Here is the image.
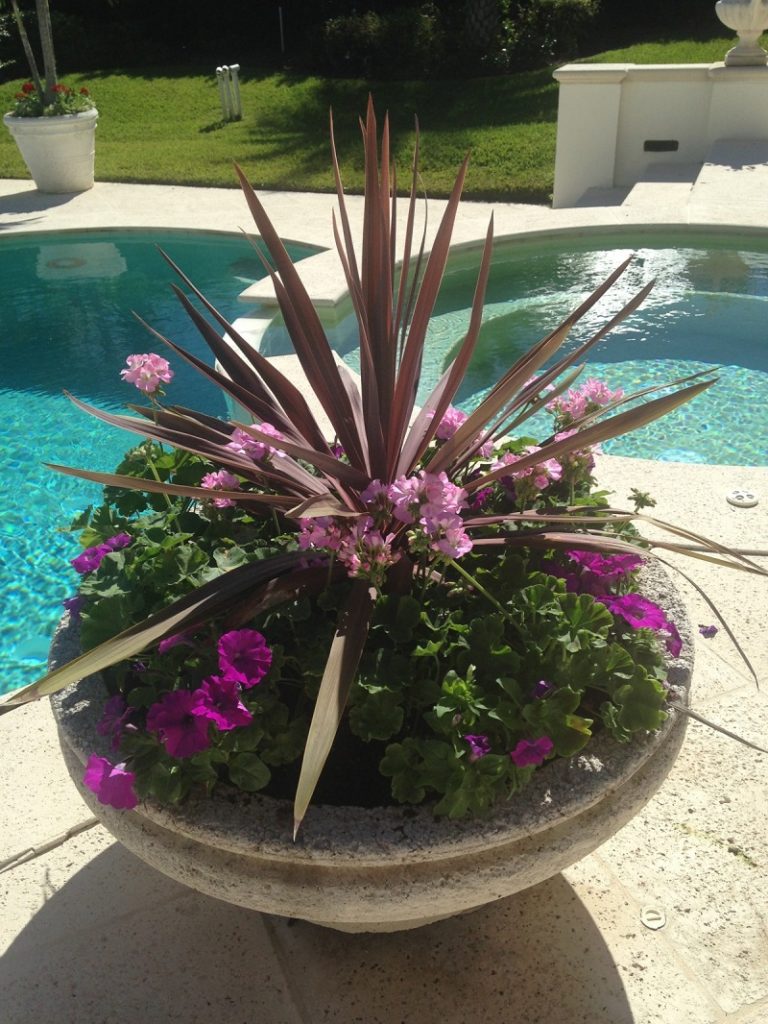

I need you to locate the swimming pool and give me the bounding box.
[1,229,318,697]
[334,230,768,466]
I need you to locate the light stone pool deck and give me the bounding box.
[0,174,767,1024]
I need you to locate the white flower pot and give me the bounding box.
[3,108,98,193]
[50,565,693,933]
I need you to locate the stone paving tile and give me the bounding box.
[729,998,768,1024]
[0,700,95,863]
[0,827,302,1024]
[656,555,768,705]
[267,866,724,1024]
[593,686,768,1015]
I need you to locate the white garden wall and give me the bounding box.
[552,63,768,207]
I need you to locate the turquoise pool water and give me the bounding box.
[1,230,317,698]
[336,231,768,466]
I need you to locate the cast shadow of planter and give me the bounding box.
[266,875,638,1024]
[1,840,634,1024]
[0,187,84,221]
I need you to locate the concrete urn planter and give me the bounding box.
[51,565,693,933]
[3,108,98,193]
[715,0,768,65]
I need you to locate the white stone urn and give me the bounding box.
[3,108,98,192]
[50,565,692,933]
[715,0,768,66]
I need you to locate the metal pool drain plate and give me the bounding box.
[726,489,759,508]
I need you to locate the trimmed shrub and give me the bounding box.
[319,4,446,78]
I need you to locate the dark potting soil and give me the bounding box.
[267,721,395,809]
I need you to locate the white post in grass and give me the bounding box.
[216,66,232,120]
[229,64,243,120]
[216,65,242,121]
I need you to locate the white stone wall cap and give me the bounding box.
[707,61,768,78]
[553,64,630,83]
[554,63,720,85]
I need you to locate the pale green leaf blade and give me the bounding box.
[293,581,375,837]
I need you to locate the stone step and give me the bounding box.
[688,138,768,220]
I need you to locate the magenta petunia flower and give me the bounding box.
[96,694,134,751]
[192,676,253,732]
[599,593,669,631]
[217,629,272,688]
[71,533,132,575]
[664,620,683,658]
[83,754,139,809]
[146,690,212,758]
[532,679,554,699]
[464,734,491,763]
[699,624,718,639]
[158,630,195,655]
[567,550,644,591]
[71,543,110,574]
[105,533,133,552]
[120,352,174,394]
[599,593,683,658]
[63,594,86,622]
[509,736,554,767]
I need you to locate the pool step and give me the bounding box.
[688,138,768,220]
[620,162,699,210]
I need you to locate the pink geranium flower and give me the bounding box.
[120,353,174,394]
[83,754,139,809]
[200,469,240,508]
[336,517,400,586]
[298,516,346,552]
[217,629,272,688]
[226,422,285,462]
[546,377,623,427]
[435,406,468,441]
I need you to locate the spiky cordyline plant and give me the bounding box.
[2,99,765,833]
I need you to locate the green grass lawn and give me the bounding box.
[0,35,745,203]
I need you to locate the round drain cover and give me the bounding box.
[726,489,758,508]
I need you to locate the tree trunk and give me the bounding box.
[34,0,57,104]
[9,0,43,97]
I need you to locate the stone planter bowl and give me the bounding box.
[52,564,693,933]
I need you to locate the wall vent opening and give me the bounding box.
[644,140,679,153]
